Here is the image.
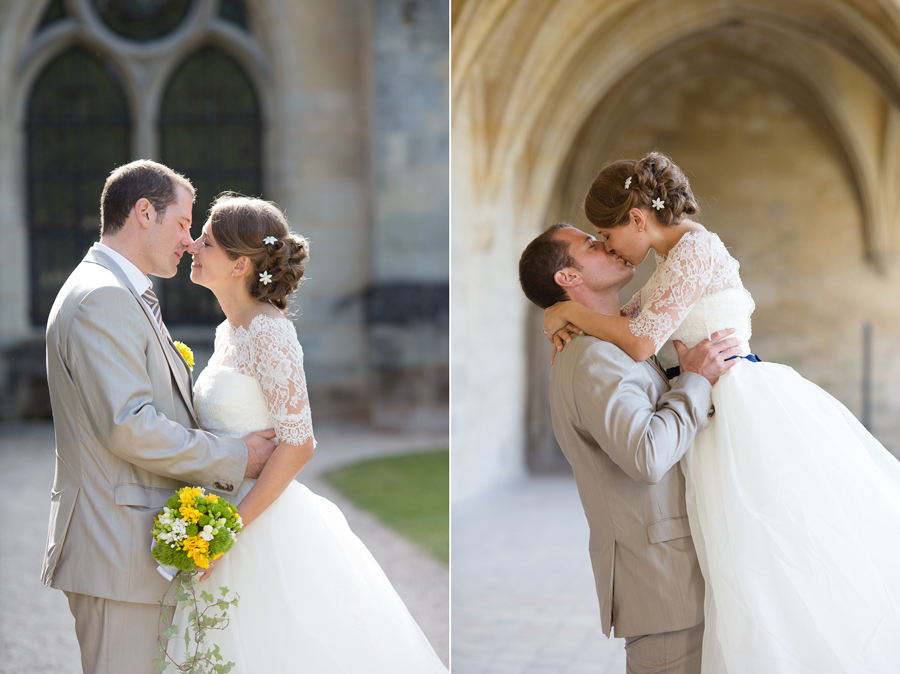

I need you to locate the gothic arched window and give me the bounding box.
[27,46,130,325]
[157,46,263,323]
[91,0,193,42]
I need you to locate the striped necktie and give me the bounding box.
[141,287,165,333]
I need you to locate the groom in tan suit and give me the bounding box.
[43,160,277,673]
[519,223,739,674]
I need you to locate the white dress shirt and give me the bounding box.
[94,243,154,309]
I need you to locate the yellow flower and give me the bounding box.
[179,486,202,505]
[183,535,211,568]
[180,504,202,523]
[173,340,194,371]
[206,493,218,504]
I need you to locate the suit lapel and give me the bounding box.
[647,355,670,386]
[84,248,199,426]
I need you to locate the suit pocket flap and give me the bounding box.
[114,483,173,509]
[647,516,692,544]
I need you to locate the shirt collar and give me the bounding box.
[94,243,152,296]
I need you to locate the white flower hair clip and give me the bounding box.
[624,177,632,189]
[259,271,273,285]
[652,197,665,210]
[263,236,277,245]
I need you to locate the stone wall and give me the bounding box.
[0,0,449,429]
[452,0,900,501]
[368,0,449,431]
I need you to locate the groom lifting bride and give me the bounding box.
[519,222,739,673]
[521,152,900,673]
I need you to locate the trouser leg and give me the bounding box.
[65,591,173,674]
[623,622,703,674]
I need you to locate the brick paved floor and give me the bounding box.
[452,475,627,674]
[0,422,448,673]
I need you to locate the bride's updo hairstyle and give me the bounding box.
[208,193,309,310]
[583,152,699,229]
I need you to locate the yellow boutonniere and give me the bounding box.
[173,340,194,371]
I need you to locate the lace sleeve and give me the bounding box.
[629,232,715,352]
[621,291,642,319]
[246,317,316,447]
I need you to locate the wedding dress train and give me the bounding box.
[628,232,900,673]
[170,315,447,673]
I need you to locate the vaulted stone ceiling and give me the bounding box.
[453,0,900,264]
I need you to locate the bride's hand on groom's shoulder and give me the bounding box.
[544,302,584,365]
[548,325,582,365]
[675,329,740,386]
[543,301,574,338]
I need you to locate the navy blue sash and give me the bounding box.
[665,353,761,379]
[726,353,762,363]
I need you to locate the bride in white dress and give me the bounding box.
[543,153,900,673]
[170,194,447,673]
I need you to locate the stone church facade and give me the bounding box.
[0,0,448,430]
[452,0,900,500]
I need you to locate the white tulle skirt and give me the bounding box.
[169,481,447,673]
[681,359,900,674]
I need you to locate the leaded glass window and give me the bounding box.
[37,0,68,31]
[27,47,130,325]
[219,0,250,30]
[91,0,192,42]
[158,46,262,323]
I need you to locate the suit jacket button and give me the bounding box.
[707,405,715,419]
[225,484,234,492]
[214,481,224,490]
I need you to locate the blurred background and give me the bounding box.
[451,1,900,671]
[0,0,449,671]
[452,0,900,501]
[0,0,448,433]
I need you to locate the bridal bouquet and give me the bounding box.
[151,486,242,573]
[151,486,242,674]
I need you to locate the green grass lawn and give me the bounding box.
[323,450,449,565]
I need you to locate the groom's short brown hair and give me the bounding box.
[100,160,195,236]
[519,223,581,309]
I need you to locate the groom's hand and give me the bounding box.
[675,329,740,386]
[243,429,278,478]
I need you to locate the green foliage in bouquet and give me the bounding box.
[150,486,243,673]
[151,487,243,572]
[153,573,240,674]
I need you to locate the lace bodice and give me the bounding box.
[623,230,755,354]
[193,314,315,448]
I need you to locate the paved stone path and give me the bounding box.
[0,422,448,673]
[452,475,626,674]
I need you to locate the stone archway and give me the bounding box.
[452,0,900,498]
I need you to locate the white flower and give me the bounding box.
[263,236,277,245]
[171,519,187,540]
[259,271,273,285]
[652,197,665,210]
[624,177,632,189]
[199,525,215,542]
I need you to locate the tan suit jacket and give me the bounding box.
[549,335,712,638]
[42,245,248,604]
